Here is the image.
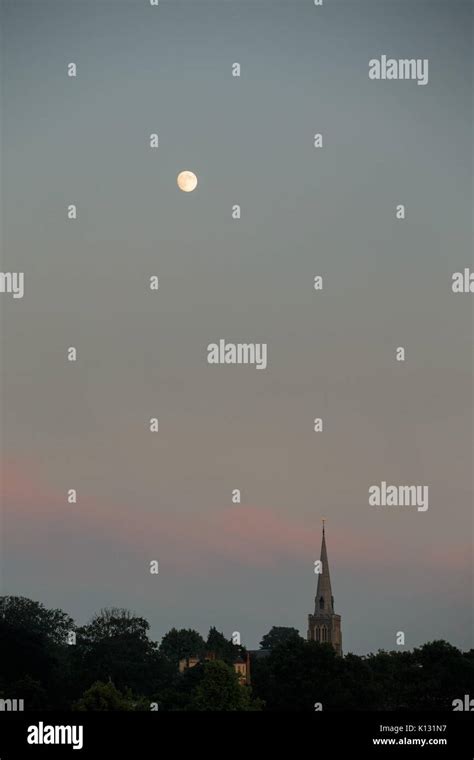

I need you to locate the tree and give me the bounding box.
[159,628,206,666]
[336,653,379,710]
[3,597,473,712]
[73,681,137,711]
[259,626,303,650]
[188,661,262,711]
[206,627,242,664]
[410,641,474,710]
[8,676,47,710]
[72,608,171,699]
[0,596,74,645]
[78,608,152,647]
[0,596,74,709]
[365,649,420,710]
[252,638,342,711]
[359,641,474,710]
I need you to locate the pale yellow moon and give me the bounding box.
[177,170,198,192]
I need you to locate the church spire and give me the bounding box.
[307,521,342,655]
[315,520,334,614]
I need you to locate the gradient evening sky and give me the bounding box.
[1,0,472,654]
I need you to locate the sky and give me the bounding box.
[0,0,473,654]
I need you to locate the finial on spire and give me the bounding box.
[322,518,325,536]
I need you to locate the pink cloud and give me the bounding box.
[2,459,470,578]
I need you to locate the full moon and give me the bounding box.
[177,170,198,193]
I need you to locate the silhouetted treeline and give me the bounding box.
[1,597,473,711]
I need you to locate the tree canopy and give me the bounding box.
[1,596,473,711]
[259,626,303,650]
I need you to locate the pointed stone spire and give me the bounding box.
[315,519,334,614]
[307,521,342,654]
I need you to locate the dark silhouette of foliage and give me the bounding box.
[1,597,473,711]
[259,626,303,650]
[159,627,206,665]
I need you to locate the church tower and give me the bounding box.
[307,521,342,655]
